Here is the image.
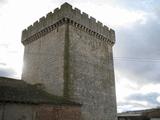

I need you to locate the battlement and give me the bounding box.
[21,2,115,45]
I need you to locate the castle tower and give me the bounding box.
[21,3,117,120]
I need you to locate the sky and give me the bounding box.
[0,0,160,113]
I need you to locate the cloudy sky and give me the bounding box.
[0,0,160,112]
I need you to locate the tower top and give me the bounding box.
[21,2,115,45]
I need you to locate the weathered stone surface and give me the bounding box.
[22,25,66,96]
[22,2,117,120]
[67,25,117,120]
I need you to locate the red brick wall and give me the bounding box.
[35,105,81,120]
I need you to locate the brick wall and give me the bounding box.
[35,105,81,120]
[0,103,81,120]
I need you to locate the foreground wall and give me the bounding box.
[67,25,117,120]
[0,103,81,120]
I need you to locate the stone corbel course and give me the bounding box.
[21,2,115,45]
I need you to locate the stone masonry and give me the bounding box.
[21,2,117,120]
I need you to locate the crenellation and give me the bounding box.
[32,21,39,36]
[27,25,32,30]
[73,8,81,23]
[97,21,103,34]
[21,29,27,42]
[27,25,33,39]
[89,16,96,31]
[104,25,109,30]
[22,2,115,45]
[46,12,53,18]
[38,16,46,31]
[82,12,89,27]
[109,29,115,43]
[89,16,96,22]
[74,8,81,14]
[53,8,59,13]
[39,16,46,22]
[53,8,60,22]
[60,3,73,20]
[99,22,103,35]
[103,25,109,38]
[46,12,54,26]
[60,2,72,10]
[33,21,39,27]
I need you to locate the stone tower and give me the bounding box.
[21,3,117,120]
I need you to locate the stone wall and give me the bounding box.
[21,2,117,120]
[22,25,66,96]
[67,25,117,120]
[0,103,81,120]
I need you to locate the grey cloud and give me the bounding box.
[0,0,6,2]
[117,92,160,112]
[0,66,16,78]
[0,63,7,66]
[118,93,160,112]
[111,0,160,12]
[118,101,149,111]
[0,0,6,4]
[0,0,6,9]
[114,11,160,84]
[127,92,160,106]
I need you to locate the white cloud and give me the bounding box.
[157,96,160,103]
[73,3,147,28]
[116,68,160,112]
[0,43,23,78]
[115,70,139,102]
[140,84,160,94]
